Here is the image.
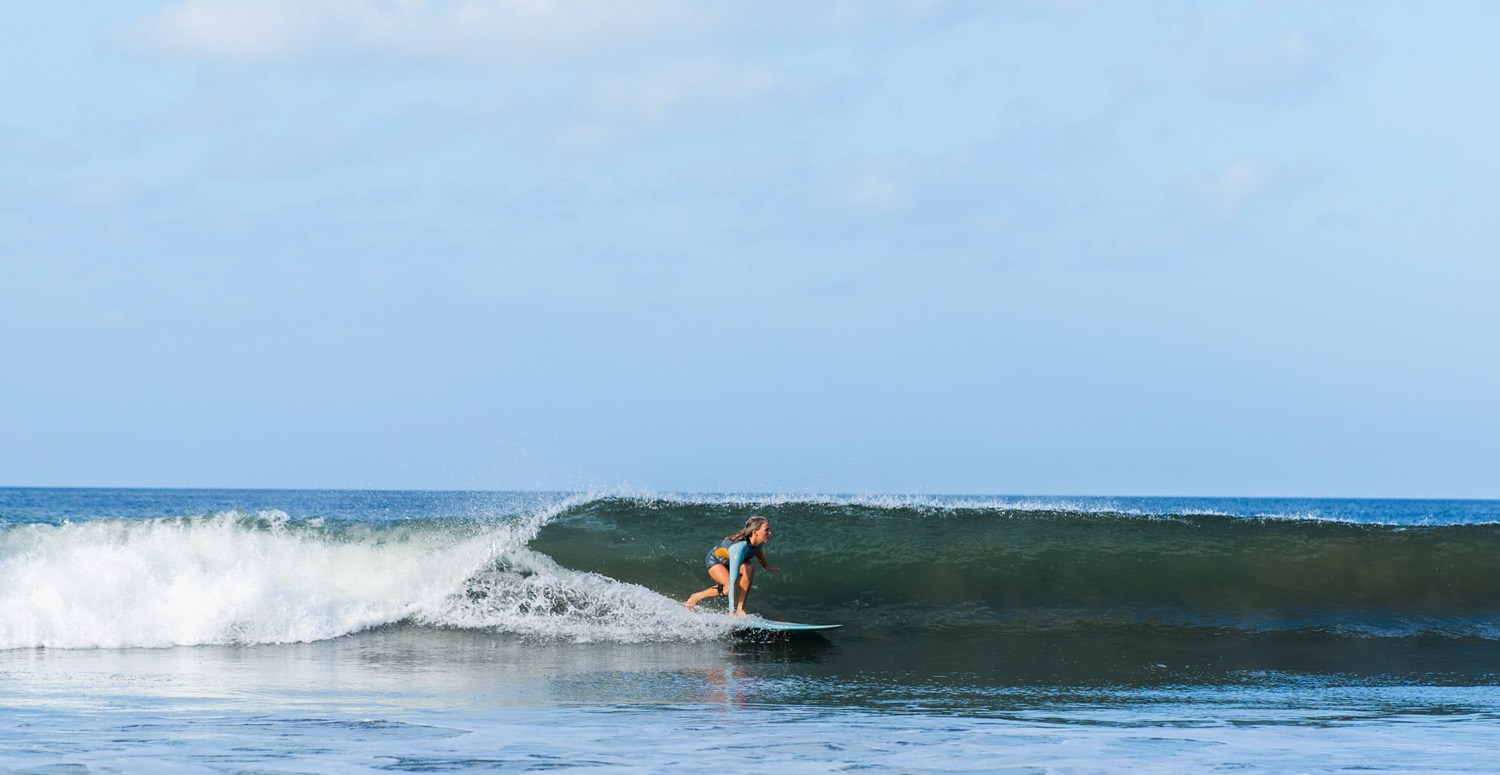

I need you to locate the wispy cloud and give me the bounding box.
[1201,24,1376,103]
[591,60,806,123]
[60,178,141,209]
[549,59,814,150]
[118,0,947,155]
[0,127,83,170]
[1208,32,1320,101]
[215,132,369,178]
[1186,158,1279,220]
[833,166,913,216]
[118,0,954,68]
[119,0,688,65]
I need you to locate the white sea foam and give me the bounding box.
[426,548,730,643]
[0,513,485,649]
[0,507,725,650]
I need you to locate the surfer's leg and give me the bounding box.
[685,585,721,609]
[686,564,732,610]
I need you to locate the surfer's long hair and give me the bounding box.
[726,516,769,542]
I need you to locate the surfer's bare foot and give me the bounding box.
[684,601,696,611]
[731,609,747,617]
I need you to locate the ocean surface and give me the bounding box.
[4,488,1500,773]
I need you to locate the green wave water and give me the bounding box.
[533,497,1500,640]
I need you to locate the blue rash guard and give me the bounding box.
[704,538,765,571]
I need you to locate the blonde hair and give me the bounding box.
[726,515,769,542]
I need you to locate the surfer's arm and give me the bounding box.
[754,549,781,572]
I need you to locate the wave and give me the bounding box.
[530,496,1500,640]
[6,494,1500,649]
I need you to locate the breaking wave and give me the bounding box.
[6,492,1500,649]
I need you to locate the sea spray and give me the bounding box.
[0,505,729,650]
[426,547,729,642]
[0,511,506,649]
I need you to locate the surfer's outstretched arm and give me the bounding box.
[734,561,755,614]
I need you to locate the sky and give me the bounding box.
[2,1,1497,497]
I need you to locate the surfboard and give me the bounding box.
[724,540,840,632]
[733,619,841,632]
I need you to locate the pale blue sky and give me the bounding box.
[3,1,1497,496]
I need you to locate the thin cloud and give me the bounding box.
[1186,158,1279,219]
[1203,26,1376,102]
[836,169,913,216]
[549,60,815,150]
[0,128,83,169]
[117,0,956,68]
[1209,32,1317,100]
[214,131,369,178]
[61,178,140,209]
[118,0,715,66]
[592,61,806,123]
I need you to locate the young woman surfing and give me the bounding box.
[685,516,781,615]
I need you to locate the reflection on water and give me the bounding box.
[8,626,1500,715]
[7,628,1500,774]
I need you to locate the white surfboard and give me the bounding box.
[725,540,840,632]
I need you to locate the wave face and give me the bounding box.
[531,497,1500,640]
[5,490,1500,649]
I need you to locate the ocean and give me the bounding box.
[3,488,1500,773]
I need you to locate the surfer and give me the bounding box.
[685,516,781,614]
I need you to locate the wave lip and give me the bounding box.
[549,489,1500,526]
